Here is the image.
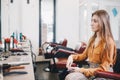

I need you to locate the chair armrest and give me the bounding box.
[74,60,89,68]
[57,49,75,55]
[43,42,59,47]
[50,43,60,47]
[94,70,120,80]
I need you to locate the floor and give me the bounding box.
[35,62,59,80]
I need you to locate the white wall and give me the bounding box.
[21,0,39,54]
[56,0,80,48]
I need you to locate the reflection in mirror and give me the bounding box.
[39,0,56,46]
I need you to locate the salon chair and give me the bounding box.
[40,38,68,58]
[49,42,87,72]
[94,49,120,80]
[41,39,68,72]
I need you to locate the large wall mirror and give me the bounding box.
[0,0,56,50]
[39,0,56,46]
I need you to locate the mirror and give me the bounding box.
[39,0,56,46]
[0,0,56,45]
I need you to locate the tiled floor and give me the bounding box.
[35,62,59,80]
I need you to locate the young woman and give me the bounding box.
[65,10,116,80]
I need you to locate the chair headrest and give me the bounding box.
[75,42,86,53]
[59,39,68,47]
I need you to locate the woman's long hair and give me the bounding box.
[88,10,116,64]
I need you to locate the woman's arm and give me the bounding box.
[66,48,88,69]
[72,48,88,61]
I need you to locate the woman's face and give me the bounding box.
[91,15,100,32]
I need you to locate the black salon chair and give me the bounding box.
[40,39,68,72]
[49,42,87,72]
[41,38,68,59]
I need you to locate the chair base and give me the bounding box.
[43,66,59,73]
[43,67,51,72]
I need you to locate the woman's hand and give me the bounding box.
[66,55,73,68]
[67,67,80,72]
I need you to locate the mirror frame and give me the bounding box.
[0,0,1,41]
